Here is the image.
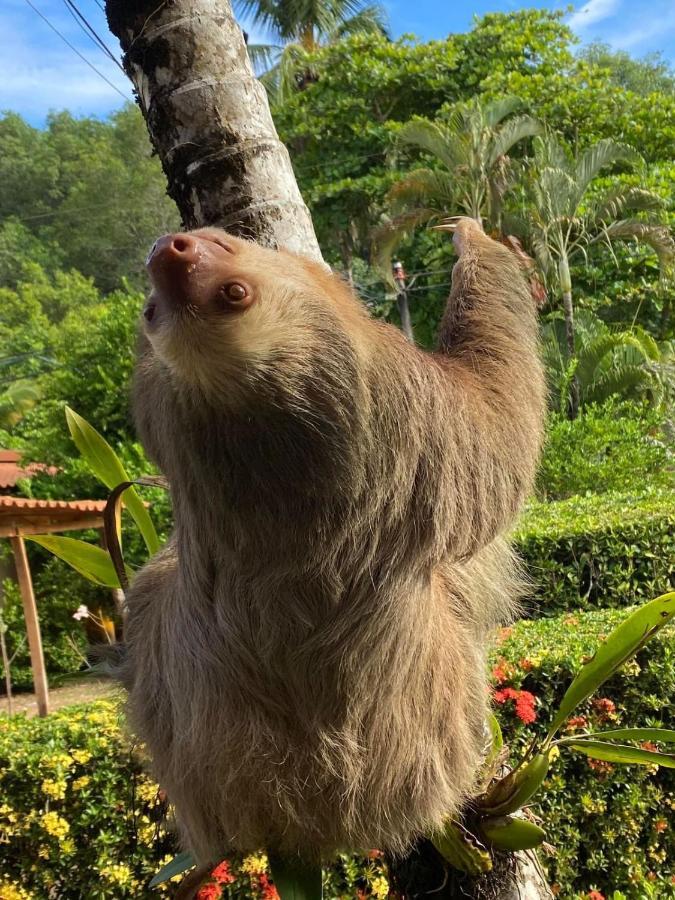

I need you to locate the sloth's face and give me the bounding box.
[143,228,334,390]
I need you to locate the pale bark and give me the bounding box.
[105,3,551,896]
[105,0,322,261]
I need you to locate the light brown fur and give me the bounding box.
[122,222,545,863]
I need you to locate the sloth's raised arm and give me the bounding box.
[379,219,546,560]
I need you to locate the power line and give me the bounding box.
[61,0,126,74]
[22,0,128,101]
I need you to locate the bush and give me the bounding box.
[536,400,674,502]
[492,608,675,899]
[0,700,388,899]
[2,604,673,899]
[515,488,675,615]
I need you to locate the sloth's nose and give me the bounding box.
[146,233,201,271]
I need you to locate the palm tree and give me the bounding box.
[238,0,388,100]
[541,309,670,412]
[374,95,543,270]
[525,133,674,418]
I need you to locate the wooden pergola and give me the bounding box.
[0,495,107,716]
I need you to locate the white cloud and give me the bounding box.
[608,10,675,51]
[568,0,621,31]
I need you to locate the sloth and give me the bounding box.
[121,217,545,864]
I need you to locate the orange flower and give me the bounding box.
[212,861,235,885]
[565,715,588,732]
[197,884,223,900]
[587,891,604,900]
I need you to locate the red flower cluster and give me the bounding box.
[565,715,588,732]
[591,698,616,722]
[212,861,235,885]
[493,687,537,723]
[587,890,605,900]
[197,885,222,900]
[257,872,280,900]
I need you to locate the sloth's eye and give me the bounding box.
[224,283,248,301]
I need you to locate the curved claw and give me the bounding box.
[431,216,484,253]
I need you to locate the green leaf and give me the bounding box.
[267,853,323,900]
[66,406,160,555]
[149,850,195,887]
[546,592,675,742]
[26,535,130,588]
[566,740,675,768]
[479,816,546,851]
[480,751,552,817]
[431,821,492,876]
[485,712,503,769]
[559,727,675,745]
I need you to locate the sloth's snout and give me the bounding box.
[146,234,201,274]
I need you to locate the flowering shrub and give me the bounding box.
[494,608,675,899]
[1,603,672,899]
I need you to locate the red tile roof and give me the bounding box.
[0,495,107,537]
[0,450,58,489]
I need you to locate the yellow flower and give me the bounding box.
[0,880,32,900]
[41,811,70,839]
[136,780,160,803]
[71,776,90,791]
[100,863,133,887]
[370,875,389,899]
[41,779,67,801]
[70,749,92,765]
[241,853,269,875]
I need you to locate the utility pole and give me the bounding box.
[393,260,414,342]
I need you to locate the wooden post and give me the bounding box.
[9,535,49,716]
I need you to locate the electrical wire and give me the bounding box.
[21,0,128,101]
[61,0,126,74]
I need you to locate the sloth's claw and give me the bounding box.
[431,216,483,254]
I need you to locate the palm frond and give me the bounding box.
[489,114,543,167]
[592,186,665,223]
[386,167,457,214]
[480,95,522,129]
[334,4,389,38]
[599,220,675,271]
[574,139,642,197]
[396,119,463,172]
[583,363,657,406]
[576,331,654,387]
[246,42,282,73]
[371,208,440,283]
[532,132,571,171]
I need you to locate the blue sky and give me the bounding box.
[2,0,675,126]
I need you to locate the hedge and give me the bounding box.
[1,607,673,899]
[515,489,675,615]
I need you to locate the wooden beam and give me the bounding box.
[0,516,105,538]
[9,535,49,716]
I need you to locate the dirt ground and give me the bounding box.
[0,676,117,717]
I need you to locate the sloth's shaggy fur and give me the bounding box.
[121,222,545,863]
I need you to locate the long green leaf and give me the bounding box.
[545,592,675,742]
[267,853,323,900]
[559,728,675,745]
[65,406,160,555]
[566,740,675,768]
[149,851,195,887]
[27,535,129,588]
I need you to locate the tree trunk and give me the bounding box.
[558,257,579,420]
[104,2,551,896]
[105,0,322,262]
